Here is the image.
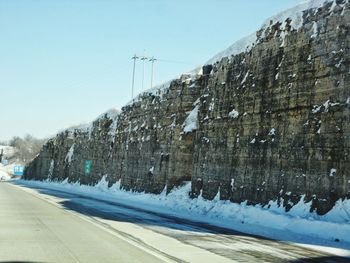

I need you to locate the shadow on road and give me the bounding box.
[32,184,253,235]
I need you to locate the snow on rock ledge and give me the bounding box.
[183,105,200,133]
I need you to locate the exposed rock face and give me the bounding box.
[25,0,350,215]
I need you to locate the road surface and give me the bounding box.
[0,181,349,263]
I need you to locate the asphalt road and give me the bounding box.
[1,181,350,263]
[0,182,166,263]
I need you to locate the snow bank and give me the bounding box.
[206,33,257,65]
[2,163,19,176]
[17,177,350,250]
[0,170,11,181]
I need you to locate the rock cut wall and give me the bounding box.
[26,0,350,214]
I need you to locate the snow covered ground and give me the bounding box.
[0,145,19,177]
[0,160,11,180]
[15,177,350,255]
[0,145,16,158]
[0,169,11,181]
[0,163,21,177]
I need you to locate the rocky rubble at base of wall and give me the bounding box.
[25,0,350,215]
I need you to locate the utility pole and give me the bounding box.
[140,51,148,91]
[149,56,157,89]
[131,54,138,99]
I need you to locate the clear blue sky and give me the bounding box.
[0,0,302,141]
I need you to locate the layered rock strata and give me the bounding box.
[26,0,350,214]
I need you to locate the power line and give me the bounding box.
[156,58,193,65]
[130,52,197,98]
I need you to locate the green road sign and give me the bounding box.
[85,160,91,175]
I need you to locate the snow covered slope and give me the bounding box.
[0,145,16,158]
[133,0,342,101]
[59,107,121,137]
[205,0,341,65]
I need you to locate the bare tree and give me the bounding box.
[8,134,47,164]
[0,140,9,146]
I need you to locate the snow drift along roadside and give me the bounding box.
[16,177,350,251]
[0,170,11,181]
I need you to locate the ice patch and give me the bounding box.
[149,166,154,174]
[240,71,250,85]
[228,109,239,119]
[329,168,336,177]
[65,144,75,163]
[312,99,340,114]
[48,160,54,179]
[183,105,200,133]
[268,128,276,136]
[311,21,318,38]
